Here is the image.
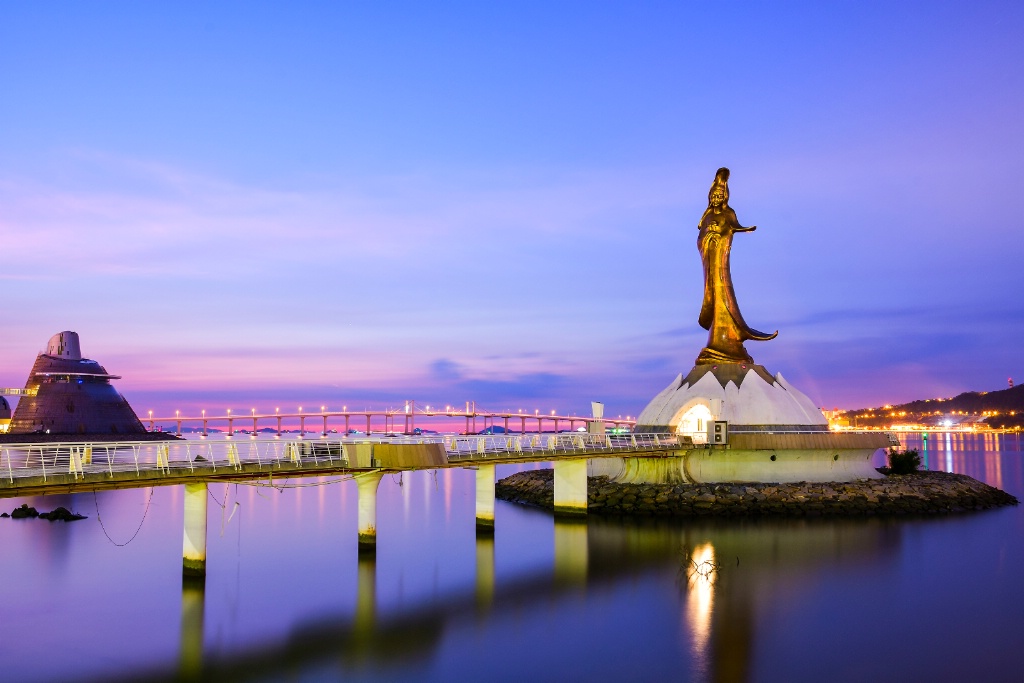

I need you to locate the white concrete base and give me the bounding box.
[589,449,884,484]
[554,459,588,516]
[683,448,883,483]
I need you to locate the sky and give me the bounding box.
[1,1,1022,421]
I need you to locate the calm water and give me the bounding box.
[0,433,1021,682]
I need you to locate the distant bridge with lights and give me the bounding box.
[146,403,637,437]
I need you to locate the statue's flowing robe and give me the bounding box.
[697,206,775,362]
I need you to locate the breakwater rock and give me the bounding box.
[495,469,1018,517]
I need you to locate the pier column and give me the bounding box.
[475,464,496,534]
[553,517,588,586]
[553,459,588,516]
[356,471,385,554]
[182,482,208,576]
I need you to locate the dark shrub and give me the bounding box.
[888,448,922,475]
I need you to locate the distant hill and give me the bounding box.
[846,383,1024,429]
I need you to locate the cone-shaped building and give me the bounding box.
[9,331,146,435]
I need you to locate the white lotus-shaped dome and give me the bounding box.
[636,364,827,431]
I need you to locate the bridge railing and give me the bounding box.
[444,432,676,459]
[0,433,681,484]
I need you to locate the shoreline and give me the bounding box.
[496,469,1019,517]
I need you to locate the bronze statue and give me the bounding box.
[695,168,777,365]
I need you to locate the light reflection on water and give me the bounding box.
[0,437,1020,682]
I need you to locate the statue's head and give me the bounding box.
[708,167,730,208]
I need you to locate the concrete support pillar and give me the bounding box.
[553,518,588,586]
[182,482,208,577]
[178,577,205,680]
[475,464,496,534]
[356,471,385,554]
[553,458,588,516]
[475,534,495,610]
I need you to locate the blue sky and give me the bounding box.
[1,1,1022,419]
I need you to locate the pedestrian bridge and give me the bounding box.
[0,432,681,577]
[0,432,678,494]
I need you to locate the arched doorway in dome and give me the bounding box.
[675,403,712,444]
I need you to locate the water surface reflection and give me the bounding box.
[0,438,1020,682]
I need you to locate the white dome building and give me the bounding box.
[635,364,827,437]
[591,363,893,484]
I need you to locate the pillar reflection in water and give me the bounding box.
[354,555,377,639]
[475,534,495,611]
[553,518,588,587]
[178,576,205,681]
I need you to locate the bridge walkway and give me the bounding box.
[0,432,681,498]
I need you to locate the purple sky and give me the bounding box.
[1,2,1022,420]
